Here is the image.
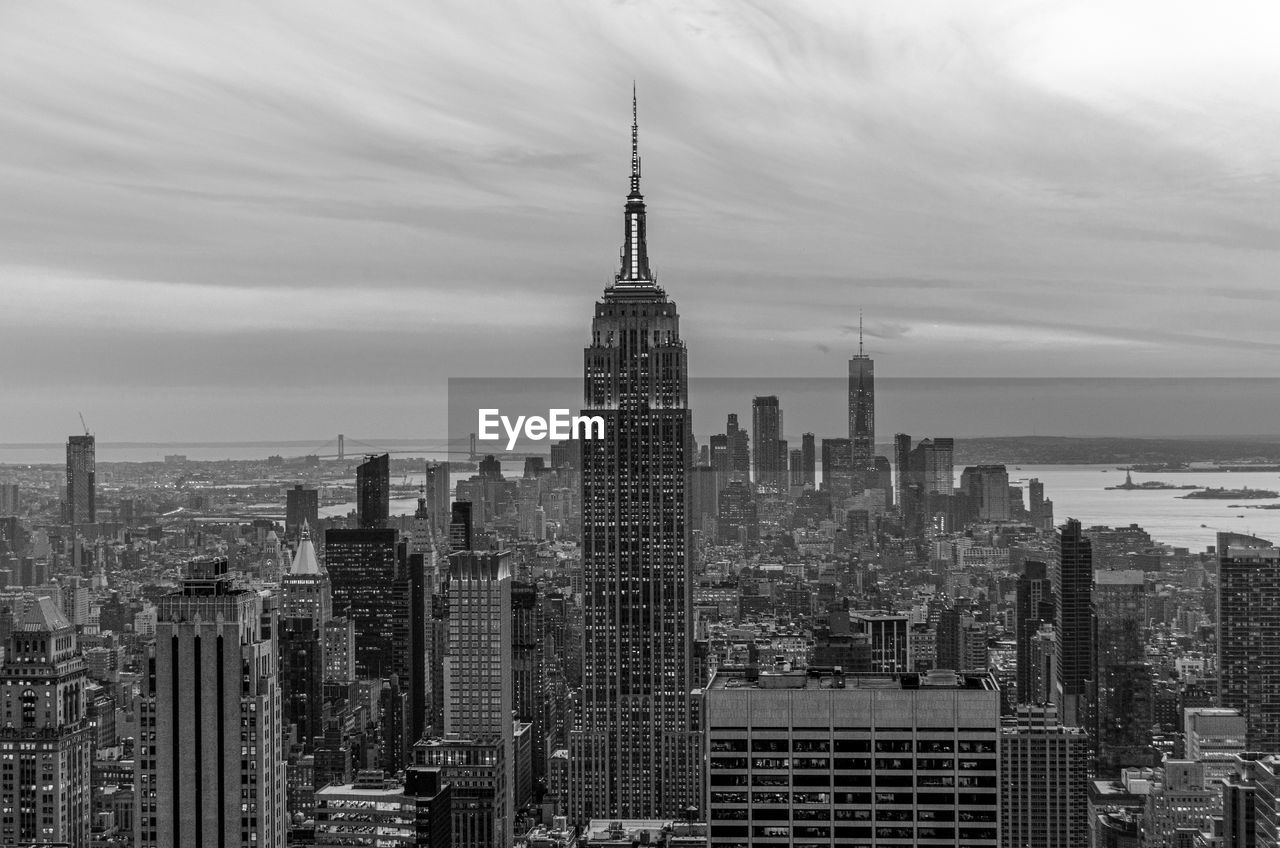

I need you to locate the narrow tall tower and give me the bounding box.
[570,91,697,822]
[1054,518,1095,732]
[1218,533,1280,750]
[848,312,875,477]
[418,550,513,848]
[66,433,96,525]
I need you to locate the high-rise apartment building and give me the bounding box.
[418,550,513,848]
[1054,518,1095,730]
[788,448,804,487]
[893,433,911,508]
[135,556,286,848]
[705,667,1001,847]
[1217,532,1280,751]
[512,581,546,781]
[751,395,784,494]
[0,481,19,514]
[821,437,854,502]
[0,598,92,847]
[357,453,390,529]
[1000,703,1089,848]
[424,461,451,535]
[66,433,96,525]
[1016,561,1055,705]
[324,527,419,771]
[448,501,473,553]
[570,97,697,823]
[717,481,757,545]
[1094,569,1152,774]
[800,432,816,487]
[848,326,874,476]
[726,414,751,484]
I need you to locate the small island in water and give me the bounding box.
[1106,471,1202,491]
[1179,486,1280,500]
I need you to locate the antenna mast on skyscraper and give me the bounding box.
[858,310,864,356]
[631,81,641,192]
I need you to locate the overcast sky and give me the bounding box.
[4,0,1280,443]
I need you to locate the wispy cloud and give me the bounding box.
[2,0,1279,439]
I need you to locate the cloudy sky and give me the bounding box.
[3,0,1280,443]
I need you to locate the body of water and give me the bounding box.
[1014,464,1280,551]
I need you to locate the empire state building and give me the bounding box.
[569,94,698,822]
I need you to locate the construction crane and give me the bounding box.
[78,412,90,436]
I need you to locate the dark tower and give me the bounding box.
[1016,561,1055,705]
[66,434,96,525]
[1217,532,1280,750]
[751,395,784,494]
[801,432,816,487]
[356,453,390,530]
[571,90,696,822]
[1055,518,1095,731]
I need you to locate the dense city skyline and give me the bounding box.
[5,7,1280,846]
[5,2,1280,441]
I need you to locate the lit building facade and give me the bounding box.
[571,95,698,822]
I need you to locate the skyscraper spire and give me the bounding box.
[631,82,641,195]
[859,309,864,356]
[617,84,652,285]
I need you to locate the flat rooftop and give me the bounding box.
[709,667,998,691]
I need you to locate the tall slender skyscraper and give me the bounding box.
[726,413,750,483]
[1217,532,1280,751]
[1054,518,1095,730]
[848,314,874,473]
[751,395,784,494]
[356,453,390,530]
[800,432,816,487]
[1094,569,1153,774]
[571,93,696,822]
[1016,560,1055,705]
[419,550,514,848]
[66,433,96,525]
